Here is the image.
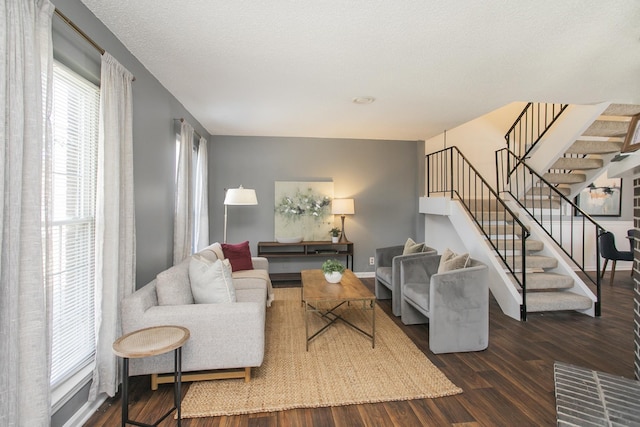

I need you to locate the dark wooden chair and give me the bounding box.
[599,231,633,285]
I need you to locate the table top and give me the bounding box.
[112,325,190,358]
[301,269,374,302]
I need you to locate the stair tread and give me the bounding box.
[551,157,603,170]
[496,239,544,252]
[485,224,528,236]
[602,103,640,116]
[524,272,574,290]
[565,140,623,154]
[582,120,630,137]
[504,254,558,270]
[527,186,571,197]
[525,292,593,312]
[519,198,562,210]
[472,211,518,221]
[543,172,586,184]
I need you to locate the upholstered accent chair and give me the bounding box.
[400,253,488,354]
[374,241,437,316]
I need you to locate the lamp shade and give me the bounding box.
[224,186,258,205]
[332,198,354,215]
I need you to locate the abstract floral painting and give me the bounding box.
[274,181,334,241]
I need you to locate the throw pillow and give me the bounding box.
[189,254,236,304]
[437,248,470,273]
[221,240,253,272]
[198,242,224,263]
[403,237,425,255]
[156,257,194,305]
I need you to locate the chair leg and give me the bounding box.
[610,260,616,286]
[601,259,608,279]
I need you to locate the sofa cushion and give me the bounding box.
[198,242,224,262]
[404,282,430,312]
[222,241,254,272]
[376,266,392,285]
[403,238,425,255]
[438,248,470,273]
[156,257,194,305]
[189,254,236,304]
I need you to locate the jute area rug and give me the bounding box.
[180,287,462,418]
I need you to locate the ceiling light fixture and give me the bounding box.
[352,96,376,105]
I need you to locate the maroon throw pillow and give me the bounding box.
[221,241,253,272]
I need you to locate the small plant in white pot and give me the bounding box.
[329,227,341,243]
[322,259,346,283]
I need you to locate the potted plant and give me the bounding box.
[329,227,341,243]
[322,259,346,283]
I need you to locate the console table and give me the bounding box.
[257,241,354,281]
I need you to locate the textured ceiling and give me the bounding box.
[79,0,640,141]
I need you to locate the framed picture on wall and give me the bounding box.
[622,113,640,153]
[575,171,622,217]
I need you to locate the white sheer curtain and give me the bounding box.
[174,122,194,263]
[193,136,209,251]
[89,52,136,399]
[1,0,54,425]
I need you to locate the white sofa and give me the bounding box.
[121,243,273,389]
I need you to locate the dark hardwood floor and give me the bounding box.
[85,271,636,426]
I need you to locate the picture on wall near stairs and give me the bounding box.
[575,171,622,217]
[622,113,640,153]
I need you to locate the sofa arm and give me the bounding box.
[384,251,438,316]
[251,257,269,271]
[127,299,266,375]
[399,254,441,289]
[121,281,158,334]
[375,245,404,268]
[429,262,489,353]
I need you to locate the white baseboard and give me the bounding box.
[63,394,106,427]
[355,271,375,278]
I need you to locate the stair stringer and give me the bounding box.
[445,200,524,321]
[508,102,612,200]
[525,102,611,173]
[503,200,597,317]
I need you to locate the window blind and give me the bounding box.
[49,61,100,387]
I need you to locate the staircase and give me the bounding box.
[423,102,638,321]
[424,146,597,321]
[544,104,640,198]
[471,203,594,316]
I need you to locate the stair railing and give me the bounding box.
[427,146,532,320]
[505,103,568,168]
[496,147,603,316]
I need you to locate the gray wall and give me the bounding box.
[209,136,424,274]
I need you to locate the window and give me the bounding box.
[48,61,100,388]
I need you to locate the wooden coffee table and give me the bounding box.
[301,269,376,350]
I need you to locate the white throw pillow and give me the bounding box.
[189,254,236,304]
[156,257,194,305]
[437,248,470,273]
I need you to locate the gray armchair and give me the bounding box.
[374,244,437,316]
[400,254,488,354]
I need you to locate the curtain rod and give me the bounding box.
[54,8,136,81]
[55,8,104,55]
[178,118,204,140]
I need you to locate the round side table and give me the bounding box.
[113,325,190,426]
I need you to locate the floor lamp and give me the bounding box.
[224,185,258,243]
[331,198,355,243]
